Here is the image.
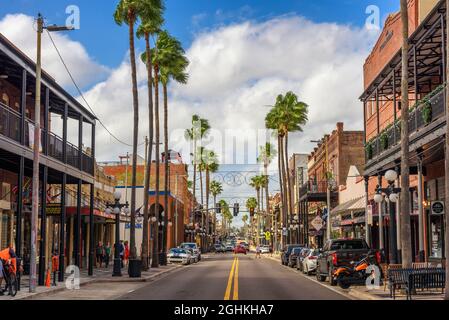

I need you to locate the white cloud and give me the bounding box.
[0,14,109,89]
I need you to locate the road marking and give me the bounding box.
[224,257,237,300]
[233,258,239,300]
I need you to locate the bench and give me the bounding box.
[405,269,445,300]
[388,268,414,299]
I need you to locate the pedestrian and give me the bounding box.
[119,240,125,268]
[256,245,261,259]
[104,242,111,268]
[124,241,130,268]
[95,241,104,268]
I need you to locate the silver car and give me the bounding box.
[167,248,192,265]
[180,242,201,261]
[302,249,320,275]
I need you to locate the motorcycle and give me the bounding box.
[333,251,382,289]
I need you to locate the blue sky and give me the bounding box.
[0,0,399,69]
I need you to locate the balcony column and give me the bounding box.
[88,183,94,276]
[74,179,82,267]
[38,165,48,286]
[375,88,380,154]
[417,152,425,262]
[20,70,26,145]
[393,70,397,143]
[78,115,83,171]
[16,156,24,290]
[378,175,384,250]
[63,103,68,164]
[58,173,66,282]
[43,88,49,156]
[413,47,418,131]
[91,123,96,175]
[364,176,371,247]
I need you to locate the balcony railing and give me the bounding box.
[0,101,93,175]
[299,180,329,197]
[366,86,445,162]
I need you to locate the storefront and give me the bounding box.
[425,177,446,262]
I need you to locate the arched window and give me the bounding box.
[1,93,9,106]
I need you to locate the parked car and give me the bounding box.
[179,242,201,261]
[214,244,226,253]
[296,248,310,272]
[281,244,305,266]
[315,238,377,286]
[167,248,192,265]
[301,249,320,275]
[183,248,199,263]
[240,242,249,251]
[234,245,247,255]
[225,244,234,252]
[288,247,306,268]
[260,245,271,254]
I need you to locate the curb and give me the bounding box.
[15,265,183,300]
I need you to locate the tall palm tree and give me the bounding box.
[137,0,164,271]
[153,30,189,260]
[114,0,146,262]
[399,0,412,268]
[246,197,258,243]
[258,143,276,238]
[204,151,219,248]
[445,0,449,300]
[266,92,308,246]
[210,180,223,241]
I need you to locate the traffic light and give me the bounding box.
[216,202,221,214]
[233,203,239,217]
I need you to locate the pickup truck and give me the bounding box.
[315,238,379,286]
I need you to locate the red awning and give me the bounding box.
[65,207,115,219]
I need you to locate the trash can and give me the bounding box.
[128,259,141,278]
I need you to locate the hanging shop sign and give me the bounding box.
[46,203,62,216]
[311,216,324,231]
[367,205,373,225]
[431,201,444,215]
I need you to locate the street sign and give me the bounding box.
[265,231,271,240]
[311,216,324,231]
[431,201,444,215]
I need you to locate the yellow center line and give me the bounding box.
[224,257,237,300]
[233,258,239,300]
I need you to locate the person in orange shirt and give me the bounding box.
[0,244,17,296]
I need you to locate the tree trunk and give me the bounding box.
[163,83,169,256]
[285,133,293,243]
[445,0,449,300]
[264,162,271,248]
[205,167,210,251]
[151,63,160,268]
[128,11,138,260]
[400,0,412,268]
[142,33,154,271]
[278,135,287,247]
[200,168,204,249]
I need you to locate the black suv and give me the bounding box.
[288,247,306,268]
[281,244,305,266]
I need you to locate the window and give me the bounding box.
[1,93,9,106]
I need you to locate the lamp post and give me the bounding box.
[29,14,74,293]
[374,169,400,264]
[106,191,129,277]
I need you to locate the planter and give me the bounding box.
[128,259,142,278]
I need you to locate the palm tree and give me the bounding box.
[246,197,258,244]
[153,30,189,260]
[137,0,164,271]
[258,143,276,222]
[265,92,308,246]
[399,0,412,268]
[219,200,231,237]
[114,0,146,262]
[210,180,223,240]
[185,115,211,227]
[445,0,449,300]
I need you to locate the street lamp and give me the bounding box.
[106,191,129,277]
[29,13,74,293]
[374,169,400,264]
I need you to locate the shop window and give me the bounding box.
[429,214,444,259]
[1,93,9,106]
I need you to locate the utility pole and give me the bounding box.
[325,136,331,242]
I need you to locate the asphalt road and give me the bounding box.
[119,253,348,300]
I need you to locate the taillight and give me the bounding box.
[331,253,338,265]
[309,256,317,260]
[375,251,381,264]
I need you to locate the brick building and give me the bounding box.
[360,0,445,263]
[299,122,364,248]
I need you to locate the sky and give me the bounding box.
[0,1,400,227]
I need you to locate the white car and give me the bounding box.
[260,245,271,254]
[302,249,320,275]
[167,248,192,265]
[180,242,201,261]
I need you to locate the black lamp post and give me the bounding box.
[106,191,129,277]
[374,169,400,264]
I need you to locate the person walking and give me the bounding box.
[256,245,261,259]
[119,240,125,268]
[124,241,130,268]
[104,242,111,269]
[95,241,104,268]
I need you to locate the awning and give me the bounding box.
[331,196,366,215]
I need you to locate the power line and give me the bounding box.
[45,29,144,148]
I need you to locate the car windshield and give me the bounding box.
[292,248,302,254]
[310,249,320,256]
[181,243,196,249]
[330,240,366,250]
[170,249,185,254]
[287,246,302,253]
[301,249,310,256]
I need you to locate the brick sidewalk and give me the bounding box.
[0,262,183,300]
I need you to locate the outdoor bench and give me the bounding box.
[405,269,445,300]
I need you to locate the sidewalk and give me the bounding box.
[0,262,183,300]
[264,254,445,300]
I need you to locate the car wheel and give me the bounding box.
[329,266,337,286]
[316,265,326,282]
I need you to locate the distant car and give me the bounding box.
[225,244,234,252]
[281,244,305,266]
[302,249,320,275]
[167,248,192,265]
[240,242,249,251]
[288,247,306,268]
[214,244,225,253]
[179,242,201,261]
[234,245,247,255]
[260,245,271,254]
[296,248,310,272]
[183,248,199,263]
